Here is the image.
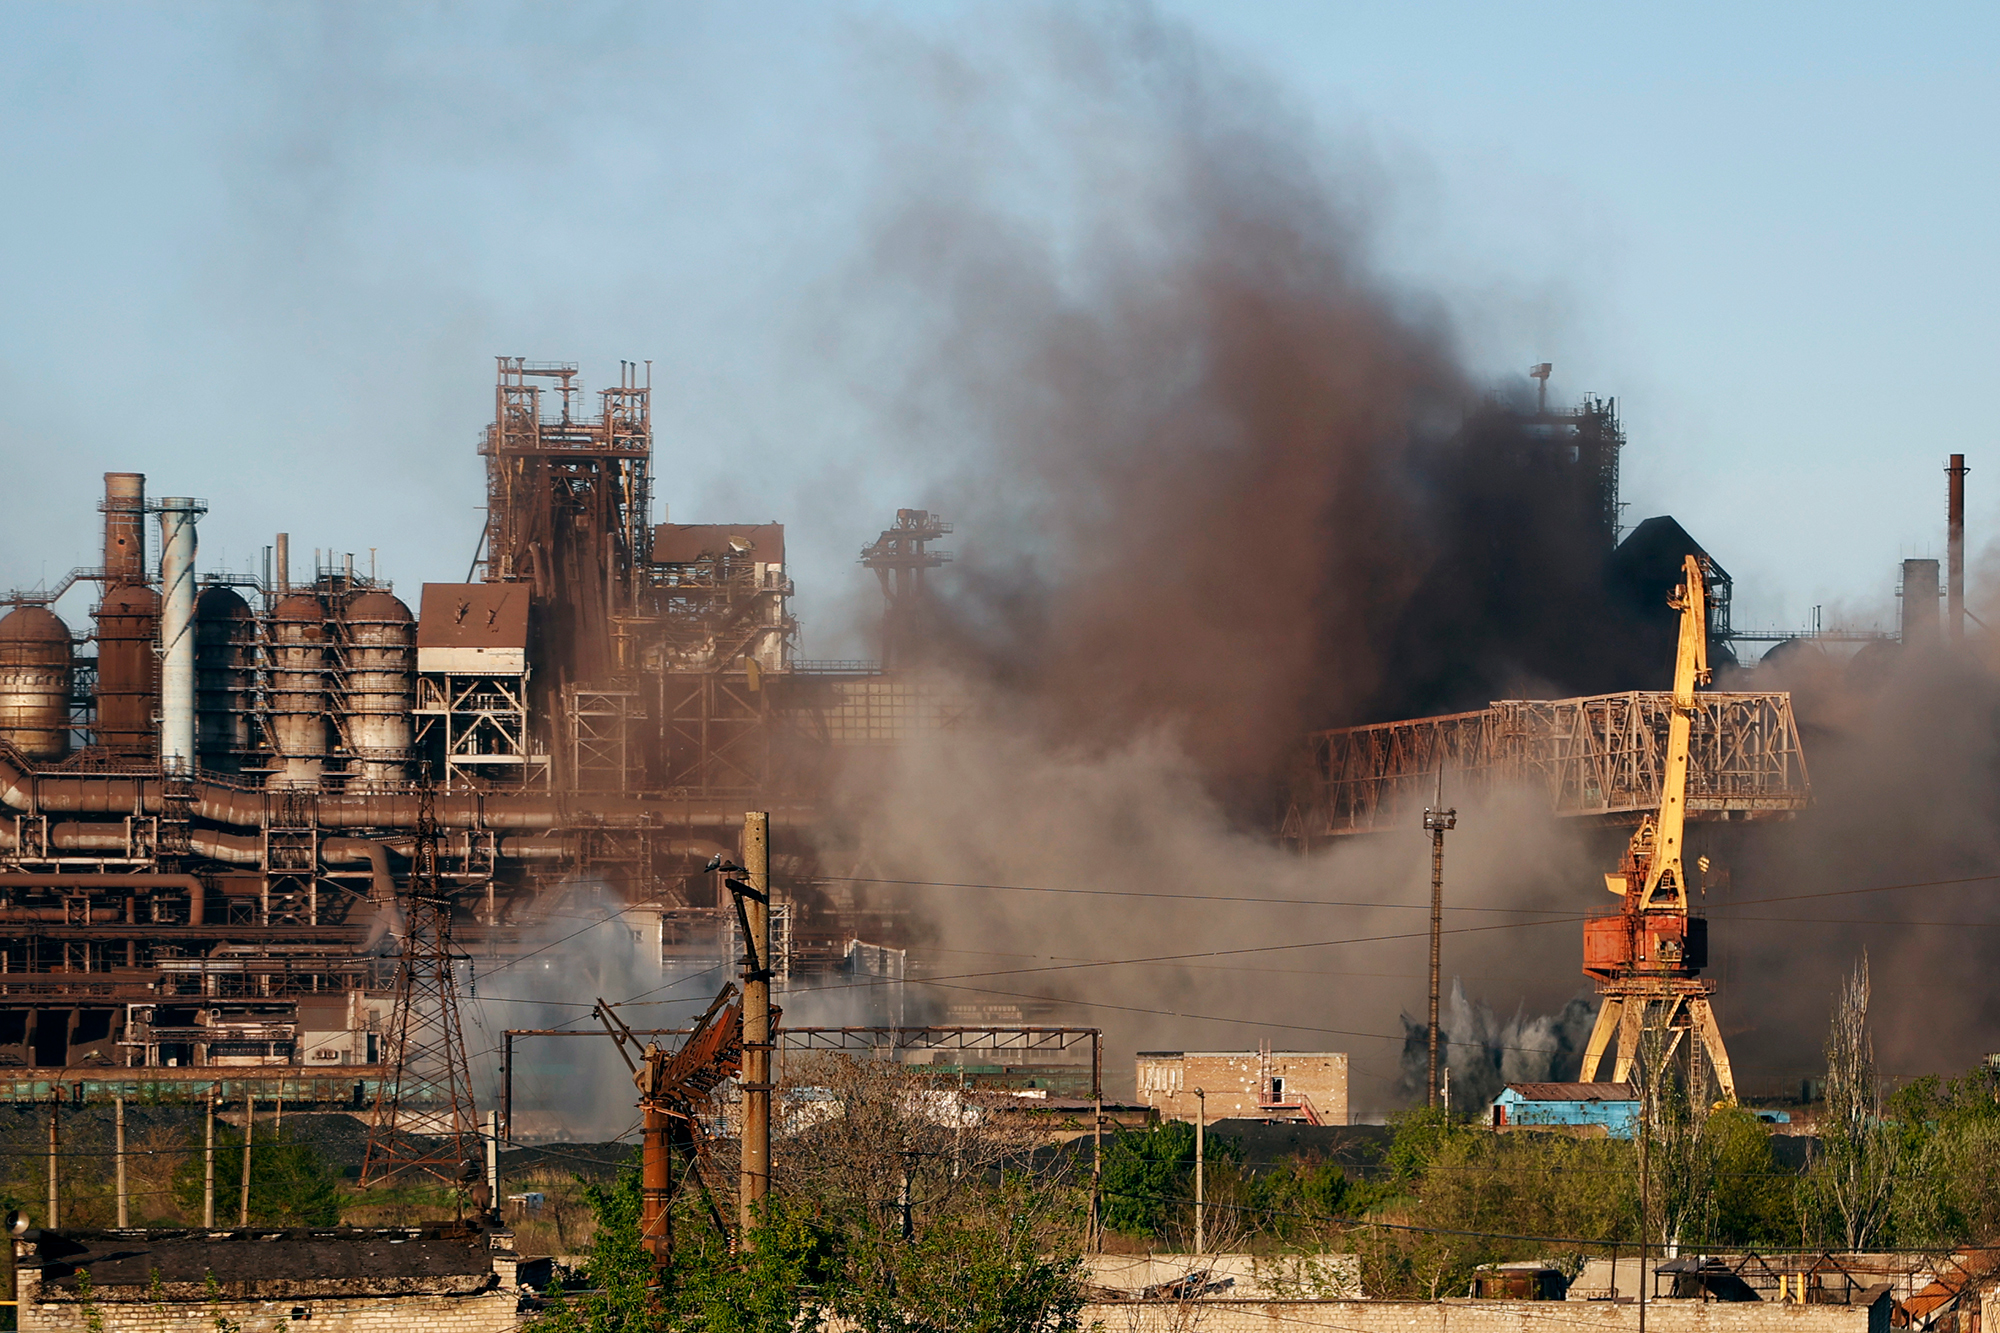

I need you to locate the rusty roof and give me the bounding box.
[1501,1082,1636,1101]
[652,522,784,565]
[417,583,530,649]
[26,1224,499,1297]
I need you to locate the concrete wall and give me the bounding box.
[1081,1298,1888,1333]
[18,1290,520,1332]
[1136,1052,1349,1124]
[1087,1252,1363,1299]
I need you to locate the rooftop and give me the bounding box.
[22,1223,509,1301]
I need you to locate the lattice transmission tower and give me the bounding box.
[361,781,482,1184]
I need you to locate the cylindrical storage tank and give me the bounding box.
[0,607,75,760]
[340,590,415,785]
[101,473,146,587]
[195,585,254,774]
[268,593,327,789]
[94,583,160,758]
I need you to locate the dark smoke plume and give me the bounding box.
[802,12,1628,1105]
[837,15,1673,804]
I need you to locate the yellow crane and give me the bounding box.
[1577,553,1736,1102]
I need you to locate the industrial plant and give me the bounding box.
[0,358,959,1109]
[0,353,1962,1116]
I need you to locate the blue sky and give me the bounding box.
[1,2,1994,650]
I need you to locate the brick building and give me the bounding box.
[1135,1049,1347,1125]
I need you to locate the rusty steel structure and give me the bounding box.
[1286,688,1808,841]
[0,358,943,1108]
[861,509,951,669]
[596,984,745,1260]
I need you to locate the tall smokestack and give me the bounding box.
[1947,455,1968,645]
[102,473,146,587]
[275,532,290,595]
[157,498,207,773]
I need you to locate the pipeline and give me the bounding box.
[0,874,207,925]
[5,814,723,879]
[0,905,122,922]
[0,748,809,833]
[321,837,395,902]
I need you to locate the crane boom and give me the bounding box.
[1639,554,1709,911]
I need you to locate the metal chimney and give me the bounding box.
[157,497,207,773]
[1948,455,1968,645]
[102,473,146,587]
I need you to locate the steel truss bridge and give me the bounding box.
[1285,690,1808,839]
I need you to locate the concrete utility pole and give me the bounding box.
[739,811,772,1238]
[45,1090,58,1228]
[115,1096,127,1228]
[240,1084,254,1225]
[1424,772,1457,1109]
[1948,454,1969,644]
[203,1086,216,1228]
[1193,1088,1206,1256]
[1091,1036,1103,1252]
[485,1110,501,1213]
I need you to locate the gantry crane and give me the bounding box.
[1577,553,1737,1102]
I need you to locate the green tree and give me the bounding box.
[534,1165,836,1333]
[835,1197,1086,1333]
[1097,1120,1200,1240]
[1882,1066,2000,1246]
[1801,956,1904,1249]
[170,1126,341,1226]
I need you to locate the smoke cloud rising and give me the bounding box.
[805,12,2000,1110]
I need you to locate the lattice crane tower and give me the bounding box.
[1578,553,1737,1102]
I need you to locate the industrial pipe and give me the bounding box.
[0,872,207,926]
[0,906,121,922]
[0,873,202,889]
[0,750,814,832]
[322,836,396,901]
[157,498,206,773]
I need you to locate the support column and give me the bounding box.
[240,1084,254,1225]
[203,1086,216,1228]
[1612,999,1647,1084]
[1688,997,1738,1103]
[739,811,771,1239]
[642,1103,671,1261]
[45,1091,58,1228]
[1193,1088,1206,1256]
[115,1096,127,1228]
[1424,796,1455,1106]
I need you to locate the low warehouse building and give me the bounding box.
[1136,1049,1347,1124]
[1490,1081,1639,1136]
